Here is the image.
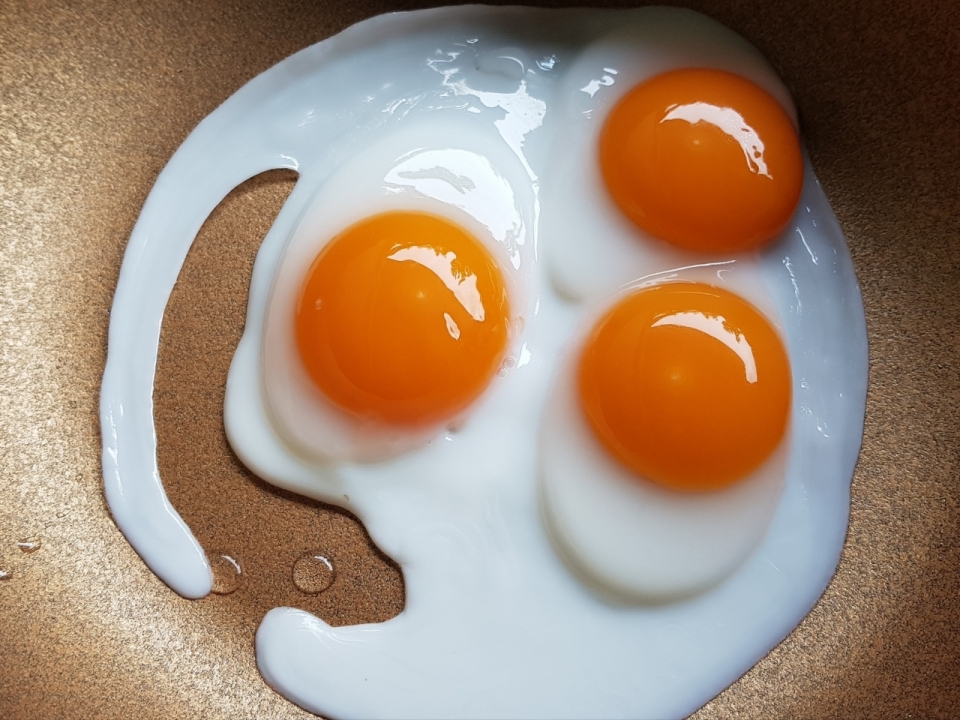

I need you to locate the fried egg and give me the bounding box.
[258,116,533,462]
[100,6,868,719]
[542,271,793,602]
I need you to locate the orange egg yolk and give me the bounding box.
[578,282,791,492]
[295,211,510,427]
[599,68,803,254]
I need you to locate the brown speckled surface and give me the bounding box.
[1,1,958,718]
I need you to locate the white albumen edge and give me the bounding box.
[99,5,868,719]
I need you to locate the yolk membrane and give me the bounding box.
[578,282,791,492]
[295,211,510,426]
[599,68,803,254]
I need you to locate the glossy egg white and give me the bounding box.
[100,6,869,720]
[260,116,534,463]
[540,10,798,303]
[537,21,800,600]
[540,263,791,602]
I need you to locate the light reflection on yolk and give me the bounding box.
[578,282,791,492]
[599,68,803,253]
[295,211,510,426]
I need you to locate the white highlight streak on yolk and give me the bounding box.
[444,312,461,340]
[388,246,486,321]
[661,102,770,177]
[652,311,758,383]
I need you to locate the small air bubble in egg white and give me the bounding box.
[475,47,528,80]
[537,55,557,71]
[209,553,243,595]
[292,553,336,594]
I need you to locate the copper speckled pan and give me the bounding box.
[1,1,957,718]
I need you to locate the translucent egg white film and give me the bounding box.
[100,6,868,719]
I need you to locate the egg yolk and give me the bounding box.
[599,68,803,254]
[295,211,510,426]
[578,282,791,492]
